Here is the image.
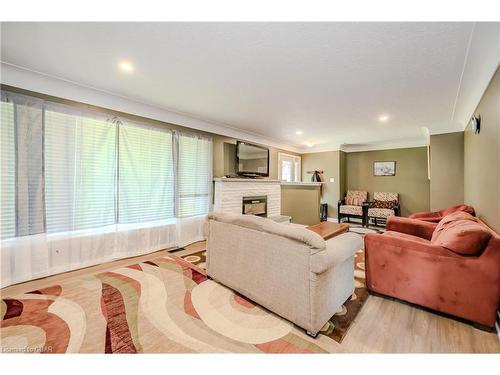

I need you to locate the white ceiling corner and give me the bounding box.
[452,22,500,130]
[1,22,499,153]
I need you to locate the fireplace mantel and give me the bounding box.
[213,177,281,183]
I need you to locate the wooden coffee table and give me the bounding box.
[306,221,349,240]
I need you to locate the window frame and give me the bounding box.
[278,152,302,182]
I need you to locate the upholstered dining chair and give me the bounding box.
[367,192,400,226]
[338,190,368,226]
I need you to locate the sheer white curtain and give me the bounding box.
[1,92,49,285]
[176,132,213,246]
[0,91,213,287]
[115,119,178,258]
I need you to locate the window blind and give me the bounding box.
[44,104,117,233]
[118,121,174,224]
[1,89,214,240]
[1,92,45,239]
[0,100,16,239]
[14,96,45,236]
[177,132,212,217]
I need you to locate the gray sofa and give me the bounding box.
[205,212,363,336]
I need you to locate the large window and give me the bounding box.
[0,90,213,239]
[177,133,212,217]
[119,121,174,224]
[44,104,117,233]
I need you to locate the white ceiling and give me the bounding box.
[1,22,499,152]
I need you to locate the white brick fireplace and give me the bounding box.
[213,178,281,217]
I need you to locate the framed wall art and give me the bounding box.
[373,161,396,176]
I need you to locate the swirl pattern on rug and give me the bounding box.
[1,255,327,354]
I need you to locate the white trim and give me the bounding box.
[337,137,428,153]
[453,23,500,129]
[280,181,322,186]
[1,62,302,154]
[451,23,475,123]
[213,177,281,183]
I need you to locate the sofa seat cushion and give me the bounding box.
[368,207,395,219]
[431,220,491,255]
[339,205,363,216]
[384,230,431,244]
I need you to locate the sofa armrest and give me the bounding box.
[386,216,437,240]
[310,232,363,274]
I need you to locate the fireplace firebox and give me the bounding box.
[242,196,267,217]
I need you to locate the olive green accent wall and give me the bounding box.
[213,136,300,179]
[345,147,430,217]
[464,65,500,233]
[429,132,464,211]
[223,142,237,176]
[281,185,321,225]
[301,151,341,217]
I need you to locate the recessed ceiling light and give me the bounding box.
[118,61,134,74]
[378,114,390,122]
[295,130,303,135]
[305,141,314,148]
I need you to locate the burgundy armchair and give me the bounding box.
[409,204,475,223]
[364,214,500,328]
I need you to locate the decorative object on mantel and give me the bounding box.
[307,169,324,182]
[469,114,481,134]
[373,161,396,176]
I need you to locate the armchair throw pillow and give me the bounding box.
[370,199,397,210]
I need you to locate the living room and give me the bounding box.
[1,1,499,373]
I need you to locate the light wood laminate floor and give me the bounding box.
[2,241,499,353]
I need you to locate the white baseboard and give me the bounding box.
[327,217,338,223]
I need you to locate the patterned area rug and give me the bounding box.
[1,255,329,353]
[181,248,367,343]
[181,224,384,344]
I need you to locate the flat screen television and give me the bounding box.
[236,141,269,177]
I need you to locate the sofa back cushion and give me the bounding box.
[345,190,367,206]
[431,216,491,255]
[207,212,326,250]
[441,204,475,217]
